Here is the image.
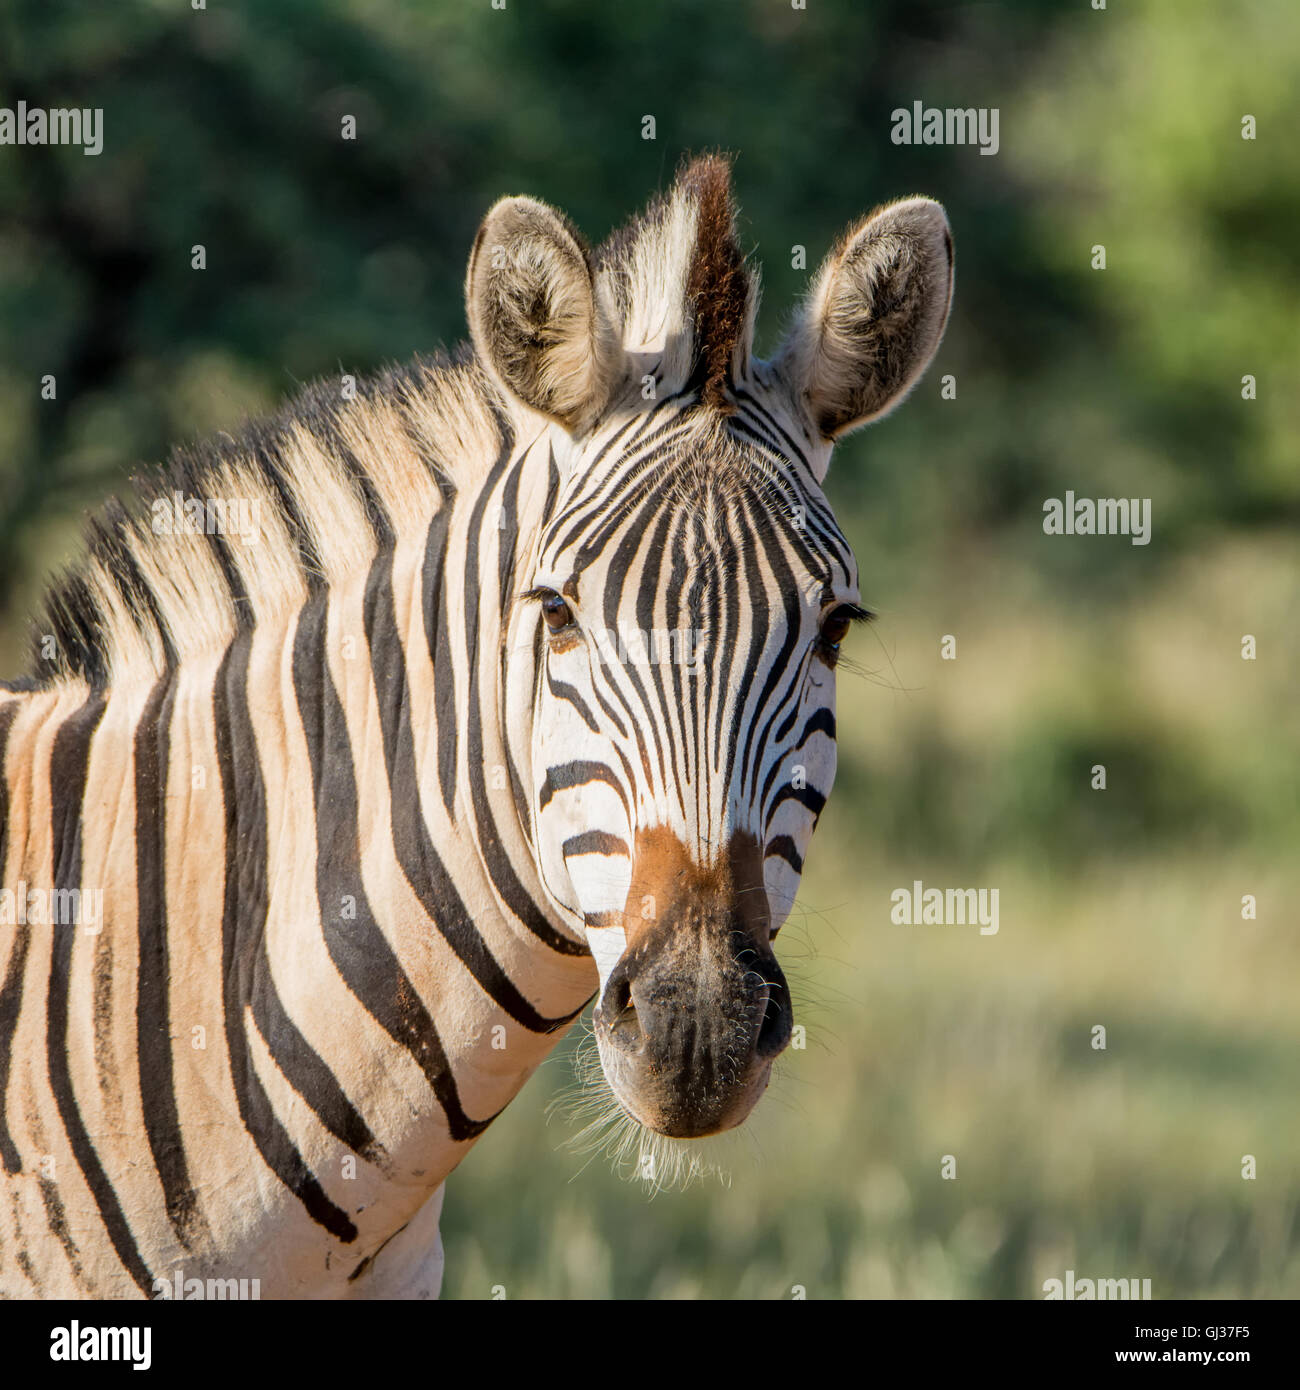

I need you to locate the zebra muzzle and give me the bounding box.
[591,913,792,1139]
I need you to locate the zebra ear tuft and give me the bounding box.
[776,197,953,442]
[466,197,621,433]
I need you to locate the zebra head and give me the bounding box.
[470,158,952,1140]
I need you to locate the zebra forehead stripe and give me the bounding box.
[527,379,857,875]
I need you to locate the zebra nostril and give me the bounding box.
[601,973,643,1053]
[755,963,793,1060]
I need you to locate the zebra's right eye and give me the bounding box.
[538,590,574,633]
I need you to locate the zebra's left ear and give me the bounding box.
[466,196,622,433]
[775,197,953,448]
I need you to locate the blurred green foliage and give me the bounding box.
[1,0,1296,1297]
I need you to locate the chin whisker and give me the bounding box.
[546,1030,746,1193]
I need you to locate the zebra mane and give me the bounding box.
[595,152,758,408]
[27,349,505,690]
[24,154,760,692]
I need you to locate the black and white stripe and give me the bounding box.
[0,155,951,1296]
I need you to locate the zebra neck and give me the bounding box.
[0,417,600,1296]
[161,421,590,1275]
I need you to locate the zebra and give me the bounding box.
[0,155,952,1298]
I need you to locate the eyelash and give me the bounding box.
[524,587,578,634]
[820,603,873,634]
[816,603,871,664]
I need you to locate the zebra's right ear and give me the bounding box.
[466,197,621,434]
[774,198,953,448]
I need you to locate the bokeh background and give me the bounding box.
[2,0,1297,1297]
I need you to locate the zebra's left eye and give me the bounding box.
[538,590,574,632]
[818,605,857,650]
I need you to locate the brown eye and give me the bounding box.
[819,605,855,649]
[540,591,574,632]
[818,603,865,662]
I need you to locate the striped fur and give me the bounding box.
[0,155,951,1297]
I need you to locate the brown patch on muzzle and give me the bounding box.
[592,827,792,1138]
